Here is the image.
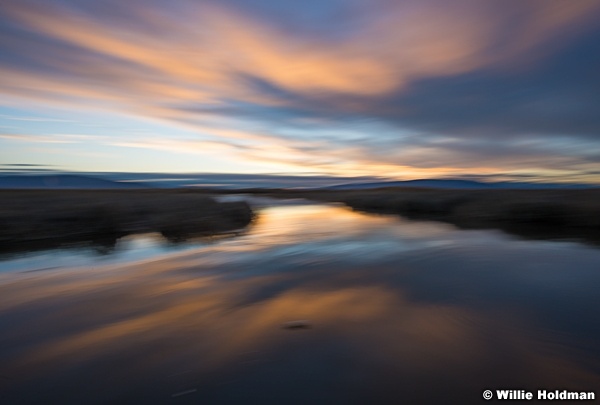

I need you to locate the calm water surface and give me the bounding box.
[1,198,599,404]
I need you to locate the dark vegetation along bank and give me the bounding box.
[0,189,255,254]
[244,187,600,245]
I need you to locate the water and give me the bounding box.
[1,198,599,404]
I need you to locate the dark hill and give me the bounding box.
[325,179,594,190]
[0,175,150,189]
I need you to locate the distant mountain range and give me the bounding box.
[0,174,149,189]
[0,174,596,190]
[324,179,595,190]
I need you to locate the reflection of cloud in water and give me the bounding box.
[1,201,600,403]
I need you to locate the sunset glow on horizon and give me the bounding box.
[1,0,600,183]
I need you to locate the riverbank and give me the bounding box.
[0,189,255,253]
[239,188,600,244]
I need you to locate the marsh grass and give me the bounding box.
[240,188,600,244]
[0,189,255,253]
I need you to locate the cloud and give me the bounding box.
[0,131,101,144]
[0,132,74,144]
[1,0,600,181]
[0,114,76,123]
[1,163,53,167]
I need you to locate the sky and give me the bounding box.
[1,0,600,183]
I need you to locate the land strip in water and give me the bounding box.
[0,189,254,254]
[236,188,600,244]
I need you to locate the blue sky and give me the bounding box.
[1,0,600,183]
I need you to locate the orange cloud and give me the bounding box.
[4,0,599,100]
[2,0,599,178]
[0,1,495,100]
